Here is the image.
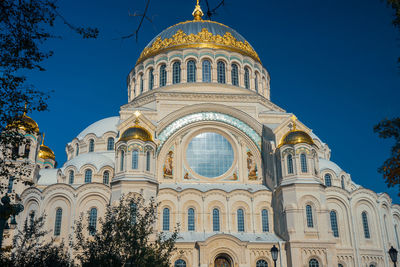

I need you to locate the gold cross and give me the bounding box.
[197,0,199,5]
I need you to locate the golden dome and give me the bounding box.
[7,114,40,133]
[136,2,260,65]
[120,126,153,142]
[279,130,315,148]
[38,144,55,160]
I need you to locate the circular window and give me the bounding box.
[186,132,234,178]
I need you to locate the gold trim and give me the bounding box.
[136,28,261,65]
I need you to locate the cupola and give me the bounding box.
[278,116,314,147]
[38,134,55,160]
[119,117,153,142]
[7,111,40,133]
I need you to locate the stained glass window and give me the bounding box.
[287,154,294,174]
[163,208,170,231]
[107,137,114,151]
[325,174,332,187]
[244,68,250,89]
[217,61,226,84]
[330,210,339,237]
[202,60,211,82]
[309,259,319,267]
[173,62,181,84]
[103,171,109,185]
[187,60,196,82]
[362,211,370,239]
[256,260,268,267]
[160,64,167,87]
[69,170,74,184]
[213,208,220,232]
[84,169,92,183]
[300,154,308,173]
[262,209,269,232]
[54,208,62,236]
[231,64,239,86]
[175,259,186,267]
[306,205,314,228]
[89,139,95,152]
[188,208,195,231]
[89,208,97,236]
[237,209,245,232]
[132,150,138,170]
[186,132,234,178]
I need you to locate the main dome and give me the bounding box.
[136,4,260,65]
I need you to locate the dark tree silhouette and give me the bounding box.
[72,195,178,267]
[0,213,72,266]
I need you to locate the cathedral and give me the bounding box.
[4,2,400,267]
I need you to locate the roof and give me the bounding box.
[76,116,119,140]
[159,183,270,193]
[319,158,343,176]
[62,152,114,171]
[37,169,58,186]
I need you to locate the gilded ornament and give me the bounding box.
[136,28,261,65]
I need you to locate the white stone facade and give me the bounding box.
[5,9,400,267]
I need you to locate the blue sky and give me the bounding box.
[28,0,400,202]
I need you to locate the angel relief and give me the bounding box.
[247,151,258,180]
[163,151,174,179]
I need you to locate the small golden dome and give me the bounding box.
[279,130,315,148]
[120,126,153,142]
[7,114,40,133]
[38,144,55,160]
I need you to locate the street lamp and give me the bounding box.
[270,245,279,267]
[389,246,398,267]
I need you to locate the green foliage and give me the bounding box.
[385,0,400,63]
[0,213,72,267]
[72,195,178,267]
[374,118,400,194]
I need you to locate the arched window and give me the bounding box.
[213,208,220,232]
[84,169,92,183]
[187,60,196,82]
[173,61,181,84]
[140,73,144,93]
[244,68,250,89]
[107,137,115,151]
[231,63,239,86]
[159,64,167,87]
[103,171,110,184]
[68,170,74,184]
[362,211,370,239]
[338,264,343,267]
[132,150,139,170]
[306,205,314,228]
[262,209,269,232]
[255,74,259,92]
[174,259,186,267]
[7,176,14,193]
[163,208,170,231]
[330,210,339,237]
[12,144,19,158]
[54,208,62,236]
[256,260,268,267]
[369,265,376,267]
[76,143,79,156]
[309,259,319,267]
[287,154,294,174]
[24,141,30,158]
[202,60,211,82]
[148,68,154,90]
[300,154,308,173]
[325,173,332,187]
[89,139,95,152]
[395,224,400,249]
[120,150,125,171]
[217,61,226,84]
[237,209,245,232]
[89,208,97,236]
[146,150,151,171]
[341,176,345,189]
[188,208,195,231]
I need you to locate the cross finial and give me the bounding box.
[23,102,27,116]
[42,133,45,145]
[290,115,298,130]
[134,110,141,125]
[192,0,204,20]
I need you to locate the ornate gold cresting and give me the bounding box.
[192,0,204,21]
[136,27,261,65]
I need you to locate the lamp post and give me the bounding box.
[270,245,279,267]
[389,246,398,267]
[0,195,24,249]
